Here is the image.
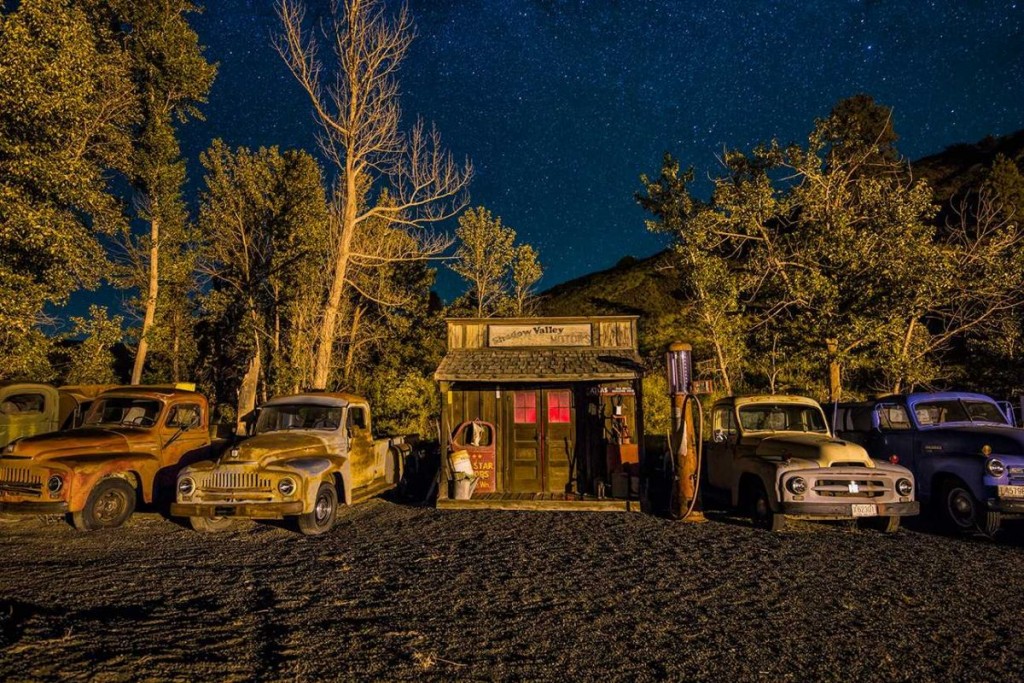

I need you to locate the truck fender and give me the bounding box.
[51,455,153,511]
[921,455,985,501]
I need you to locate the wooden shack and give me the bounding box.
[435,316,645,510]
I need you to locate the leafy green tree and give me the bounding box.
[0,0,135,379]
[62,306,124,385]
[450,206,517,317]
[197,141,329,429]
[511,244,543,316]
[82,0,217,384]
[638,157,749,395]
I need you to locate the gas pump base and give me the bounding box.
[678,509,707,523]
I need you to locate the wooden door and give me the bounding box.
[510,390,542,492]
[542,389,573,493]
[509,388,575,493]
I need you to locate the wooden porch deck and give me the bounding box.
[436,491,639,512]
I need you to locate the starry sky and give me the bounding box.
[75,0,1024,314]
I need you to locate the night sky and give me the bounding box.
[71,0,1024,316]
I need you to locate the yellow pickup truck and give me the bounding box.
[171,392,409,535]
[705,395,919,532]
[0,386,210,530]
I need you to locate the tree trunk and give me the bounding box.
[236,339,261,436]
[131,213,160,385]
[312,175,359,389]
[343,303,364,383]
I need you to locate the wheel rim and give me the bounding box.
[754,493,770,520]
[314,491,334,525]
[95,488,128,524]
[947,487,976,528]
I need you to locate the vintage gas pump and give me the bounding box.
[666,342,706,522]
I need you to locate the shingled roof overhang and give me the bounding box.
[434,348,645,383]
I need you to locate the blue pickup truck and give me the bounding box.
[833,392,1024,535]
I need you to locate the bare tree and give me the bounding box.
[276,0,472,388]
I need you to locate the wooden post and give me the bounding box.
[827,338,841,404]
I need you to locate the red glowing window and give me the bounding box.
[514,392,537,424]
[547,391,571,423]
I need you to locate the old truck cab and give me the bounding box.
[834,392,1024,535]
[705,395,919,531]
[0,386,210,530]
[0,383,113,448]
[172,392,407,535]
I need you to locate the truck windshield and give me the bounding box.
[738,404,828,434]
[254,404,342,433]
[84,398,162,427]
[913,400,1008,426]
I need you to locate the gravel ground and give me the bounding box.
[2,502,1024,682]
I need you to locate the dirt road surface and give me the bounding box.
[2,502,1024,681]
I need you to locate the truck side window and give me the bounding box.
[0,393,46,415]
[348,406,367,433]
[713,407,737,441]
[166,404,202,429]
[878,404,912,431]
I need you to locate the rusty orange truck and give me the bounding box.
[171,392,409,535]
[0,386,211,531]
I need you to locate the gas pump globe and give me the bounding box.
[666,343,693,396]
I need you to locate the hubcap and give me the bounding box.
[96,489,126,523]
[948,488,976,528]
[315,493,333,524]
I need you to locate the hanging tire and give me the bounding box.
[746,478,785,532]
[189,516,237,533]
[861,515,901,533]
[297,482,338,536]
[71,478,136,532]
[942,479,1001,536]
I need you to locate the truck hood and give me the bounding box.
[225,432,333,466]
[915,424,1024,457]
[752,433,875,468]
[4,427,134,461]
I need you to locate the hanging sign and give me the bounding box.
[488,323,592,348]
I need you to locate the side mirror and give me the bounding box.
[713,429,727,444]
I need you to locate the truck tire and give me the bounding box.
[942,479,1001,536]
[745,479,785,532]
[189,516,237,533]
[861,515,900,533]
[297,482,338,536]
[71,478,136,532]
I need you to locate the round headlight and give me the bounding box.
[896,478,913,496]
[787,476,808,495]
[278,478,296,496]
[986,458,1006,477]
[47,475,64,494]
[178,477,195,496]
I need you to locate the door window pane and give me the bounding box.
[514,392,537,423]
[547,391,571,423]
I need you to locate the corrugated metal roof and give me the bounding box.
[435,348,645,382]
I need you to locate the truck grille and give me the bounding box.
[813,478,888,498]
[199,471,271,492]
[0,467,43,495]
[1008,466,1024,486]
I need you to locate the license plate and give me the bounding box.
[851,504,877,517]
[998,485,1024,499]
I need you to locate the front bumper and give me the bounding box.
[989,498,1024,515]
[171,501,304,520]
[781,500,919,519]
[0,501,69,515]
